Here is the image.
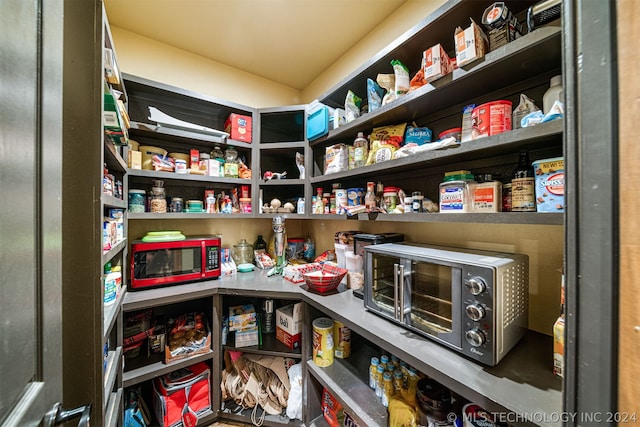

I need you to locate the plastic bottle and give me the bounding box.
[511,151,536,212]
[314,187,324,214]
[211,145,225,176]
[353,132,368,168]
[364,181,377,211]
[369,357,380,389]
[543,75,563,114]
[303,234,316,261]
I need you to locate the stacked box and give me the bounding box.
[229,304,259,347]
[224,113,252,143]
[276,302,302,349]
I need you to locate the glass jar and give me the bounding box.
[170,197,183,213]
[223,146,239,178]
[412,191,424,212]
[149,186,167,213]
[232,239,254,265]
[210,145,225,176]
[383,187,399,213]
[128,189,146,213]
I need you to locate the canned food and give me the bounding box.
[312,318,334,367]
[333,320,351,359]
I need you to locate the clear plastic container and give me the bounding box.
[128,189,146,213]
[439,173,476,213]
[223,146,239,178]
[149,186,167,213]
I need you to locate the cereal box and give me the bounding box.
[533,157,565,212]
[224,113,252,143]
[228,304,257,331]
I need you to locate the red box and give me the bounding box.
[153,362,211,427]
[224,113,252,143]
[276,327,301,350]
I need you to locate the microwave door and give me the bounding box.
[406,259,462,348]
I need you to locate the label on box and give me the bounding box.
[455,19,488,67]
[228,304,257,331]
[235,328,259,348]
[276,327,301,350]
[224,113,252,143]
[276,302,302,336]
[533,157,565,212]
[423,44,453,83]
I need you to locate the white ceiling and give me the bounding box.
[104,0,408,91]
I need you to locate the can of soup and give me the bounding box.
[312,318,334,367]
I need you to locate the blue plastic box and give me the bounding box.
[306,101,330,141]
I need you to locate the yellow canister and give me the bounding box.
[333,320,351,359]
[312,318,334,367]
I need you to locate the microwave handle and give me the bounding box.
[398,264,405,321]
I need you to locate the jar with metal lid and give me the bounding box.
[149,186,167,213]
[223,146,239,178]
[170,197,183,213]
[412,191,424,212]
[199,152,210,175]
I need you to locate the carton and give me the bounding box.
[454,18,488,67]
[276,302,302,349]
[128,150,142,170]
[553,315,564,377]
[423,44,454,83]
[235,327,259,348]
[533,157,565,212]
[224,113,252,143]
[228,304,257,332]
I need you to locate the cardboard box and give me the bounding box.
[224,113,252,143]
[423,44,454,83]
[164,312,211,364]
[454,18,488,67]
[276,302,302,349]
[128,150,142,169]
[553,315,564,377]
[533,157,565,212]
[228,304,257,331]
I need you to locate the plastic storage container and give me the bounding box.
[306,101,330,141]
[439,173,476,213]
[128,189,146,213]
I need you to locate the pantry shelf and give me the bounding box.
[103,289,125,343]
[127,212,254,220]
[103,347,122,408]
[306,348,388,427]
[310,119,563,183]
[123,280,219,311]
[224,332,302,359]
[102,239,127,265]
[104,388,123,427]
[220,405,303,427]
[127,168,251,185]
[122,350,214,388]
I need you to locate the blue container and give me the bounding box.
[306,102,329,141]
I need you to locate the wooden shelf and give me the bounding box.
[103,289,125,342]
[103,347,122,408]
[225,331,302,359]
[123,350,214,388]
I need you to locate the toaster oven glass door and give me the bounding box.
[368,252,461,347]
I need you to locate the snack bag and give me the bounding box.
[370,123,407,148]
[367,78,385,113]
[512,94,540,130]
[344,90,362,123]
[391,59,410,96]
[377,74,396,105]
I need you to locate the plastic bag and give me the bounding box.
[512,94,540,129]
[377,74,396,105]
[285,363,303,420]
[370,123,407,148]
[344,90,362,123]
[391,59,410,96]
[324,144,349,175]
[367,78,385,113]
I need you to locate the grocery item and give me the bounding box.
[391,59,410,96]
[370,123,407,148]
[344,90,362,123]
[224,113,252,143]
[404,124,433,145]
[438,127,462,141]
[543,75,563,114]
[312,318,334,367]
[512,94,540,130]
[553,314,565,378]
[481,2,523,50]
[511,151,536,212]
[439,172,476,213]
[353,132,368,168]
[223,146,239,178]
[367,78,385,113]
[324,144,349,175]
[471,100,512,139]
[533,157,565,212]
[471,180,502,212]
[333,320,351,359]
[460,104,476,142]
[423,43,454,83]
[321,388,344,427]
[128,189,146,213]
[377,74,396,105]
[454,18,488,67]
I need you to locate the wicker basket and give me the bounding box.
[302,264,348,294]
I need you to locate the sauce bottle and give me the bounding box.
[353,132,368,168]
[511,151,536,212]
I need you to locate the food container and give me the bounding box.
[312,318,335,367]
[128,189,146,213]
[174,159,188,174]
[333,320,351,359]
[169,152,190,163]
[438,127,462,141]
[471,181,502,212]
[232,239,254,265]
[533,157,565,212]
[303,264,348,294]
[439,173,476,213]
[139,145,167,170]
[471,100,512,139]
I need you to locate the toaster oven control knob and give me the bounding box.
[465,304,486,321]
[465,328,486,347]
[465,277,486,295]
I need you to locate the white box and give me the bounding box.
[423,44,454,83]
[454,18,488,67]
[276,302,302,349]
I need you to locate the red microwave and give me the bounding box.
[130,236,221,290]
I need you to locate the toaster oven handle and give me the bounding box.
[393,263,400,320]
[398,264,405,321]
